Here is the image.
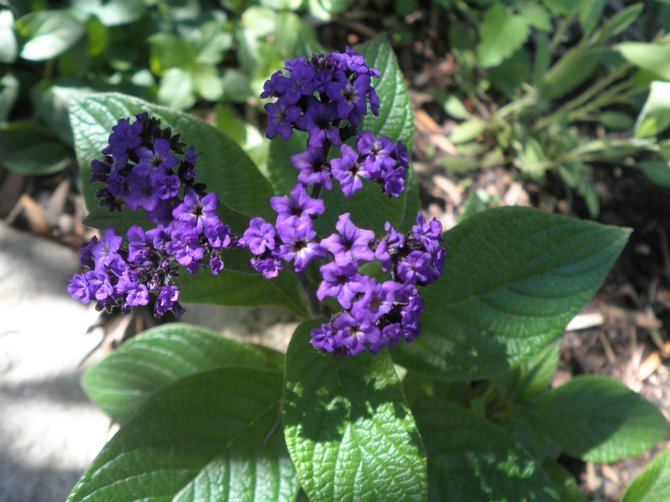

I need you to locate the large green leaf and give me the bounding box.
[412,399,558,501]
[69,367,299,501]
[477,4,531,68]
[81,323,273,423]
[0,10,17,63]
[395,207,630,381]
[622,448,670,502]
[69,92,275,226]
[358,34,415,149]
[540,375,667,463]
[283,321,427,501]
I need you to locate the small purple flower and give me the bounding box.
[291,147,333,190]
[250,256,283,279]
[242,217,277,256]
[172,189,219,233]
[151,170,181,201]
[331,311,380,357]
[265,101,300,141]
[68,274,92,304]
[316,261,365,309]
[155,285,181,317]
[331,144,368,198]
[320,213,375,265]
[397,250,433,285]
[92,228,123,269]
[135,138,179,173]
[125,284,150,307]
[276,216,326,272]
[311,322,336,353]
[270,184,325,223]
[296,99,342,148]
[412,213,443,253]
[125,171,158,212]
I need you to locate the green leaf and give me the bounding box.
[579,0,607,36]
[17,10,85,61]
[82,323,272,423]
[176,265,308,317]
[0,121,70,175]
[450,118,487,144]
[637,160,670,188]
[636,81,670,137]
[307,0,351,21]
[0,10,17,63]
[622,448,670,502]
[73,0,146,27]
[540,375,667,463]
[394,207,630,381]
[69,92,275,228]
[284,321,427,502]
[358,34,415,149]
[194,20,232,65]
[149,32,197,75]
[617,42,670,81]
[0,72,19,123]
[543,0,580,15]
[519,2,552,32]
[608,3,644,37]
[540,45,603,100]
[158,66,196,109]
[192,64,223,101]
[598,111,634,131]
[477,4,531,68]
[69,367,299,501]
[413,399,558,501]
[31,80,96,145]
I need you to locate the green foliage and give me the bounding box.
[539,376,668,463]
[439,1,668,216]
[284,322,427,501]
[69,367,298,501]
[413,399,559,501]
[81,324,275,423]
[622,448,670,502]
[0,120,70,175]
[394,207,630,380]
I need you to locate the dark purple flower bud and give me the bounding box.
[320,213,375,265]
[242,217,277,256]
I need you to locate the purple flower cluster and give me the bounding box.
[247,48,446,356]
[69,113,232,317]
[311,213,445,357]
[262,48,409,199]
